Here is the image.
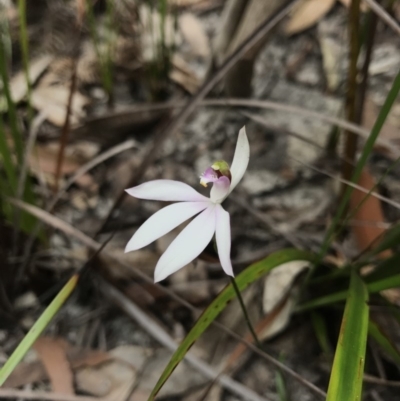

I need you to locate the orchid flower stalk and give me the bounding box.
[125,127,250,282]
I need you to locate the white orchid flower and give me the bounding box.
[125,127,250,282]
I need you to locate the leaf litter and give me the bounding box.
[1,0,400,400]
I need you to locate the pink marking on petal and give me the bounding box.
[200,167,219,187]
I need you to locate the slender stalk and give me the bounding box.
[229,276,262,348]
[340,0,362,193]
[17,0,33,123]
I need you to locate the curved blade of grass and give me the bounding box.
[147,249,316,401]
[0,114,17,193]
[366,223,400,258]
[369,319,400,365]
[365,253,400,283]
[326,271,369,401]
[298,273,400,311]
[0,274,79,386]
[320,68,400,258]
[0,36,23,162]
[311,311,332,354]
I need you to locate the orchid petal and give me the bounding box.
[200,167,219,187]
[210,176,230,203]
[125,201,210,253]
[229,126,250,193]
[126,180,209,202]
[215,205,233,276]
[154,205,217,282]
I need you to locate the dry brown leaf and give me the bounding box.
[76,353,140,399]
[349,167,391,257]
[31,85,88,126]
[31,144,82,176]
[33,337,74,394]
[179,13,210,58]
[9,55,53,103]
[3,361,46,388]
[10,55,53,102]
[67,348,112,369]
[170,54,201,93]
[75,0,86,26]
[285,0,336,35]
[29,142,96,188]
[4,346,111,389]
[0,55,53,112]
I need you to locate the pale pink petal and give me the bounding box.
[125,201,210,253]
[154,205,217,282]
[210,176,230,203]
[229,127,250,193]
[126,180,209,202]
[215,205,233,276]
[200,167,219,187]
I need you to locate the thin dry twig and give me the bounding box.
[364,0,400,35]
[54,58,78,193]
[0,389,97,401]
[244,111,400,211]
[291,156,400,211]
[8,198,326,399]
[363,374,400,387]
[52,139,139,210]
[232,196,304,249]
[77,99,400,159]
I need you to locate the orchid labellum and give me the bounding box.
[125,127,250,282]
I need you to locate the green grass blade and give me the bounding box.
[0,274,79,385]
[326,271,369,401]
[364,253,400,283]
[366,274,400,293]
[320,68,400,257]
[0,34,23,162]
[365,223,400,258]
[369,319,400,366]
[298,273,400,311]
[0,114,17,193]
[310,311,332,354]
[147,249,316,401]
[275,356,289,401]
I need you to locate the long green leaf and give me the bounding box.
[0,114,17,194]
[364,253,400,283]
[369,319,400,366]
[326,271,369,401]
[365,223,400,258]
[0,274,79,385]
[320,68,400,257]
[147,249,316,401]
[0,35,23,162]
[298,273,400,311]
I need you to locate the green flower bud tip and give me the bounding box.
[212,160,232,182]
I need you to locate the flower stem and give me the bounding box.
[229,276,262,348]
